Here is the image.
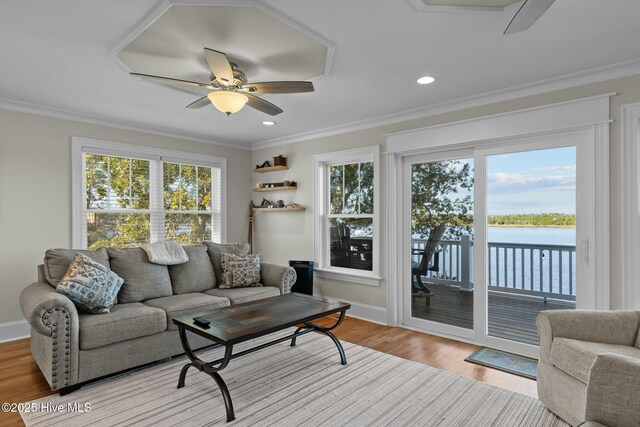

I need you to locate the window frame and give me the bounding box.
[72,137,227,249]
[313,145,381,286]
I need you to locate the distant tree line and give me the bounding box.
[488,213,575,227]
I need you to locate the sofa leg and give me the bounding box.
[58,384,81,396]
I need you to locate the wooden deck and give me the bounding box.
[411,283,575,345]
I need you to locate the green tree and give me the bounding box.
[411,160,473,239]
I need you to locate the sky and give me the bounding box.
[486,146,576,215]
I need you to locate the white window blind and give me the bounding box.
[74,138,225,249]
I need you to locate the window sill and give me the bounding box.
[314,268,382,286]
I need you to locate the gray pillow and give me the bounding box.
[57,253,124,314]
[44,247,110,287]
[169,245,216,294]
[107,247,172,303]
[204,242,250,285]
[220,253,262,289]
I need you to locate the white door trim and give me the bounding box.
[386,96,611,356]
[621,103,640,310]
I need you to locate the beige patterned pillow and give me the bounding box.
[220,253,262,289]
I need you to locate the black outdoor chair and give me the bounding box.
[411,223,446,296]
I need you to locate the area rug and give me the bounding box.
[465,347,538,380]
[21,331,565,426]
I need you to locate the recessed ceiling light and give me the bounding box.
[417,75,436,85]
[262,121,276,126]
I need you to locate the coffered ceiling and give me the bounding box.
[1,0,639,149]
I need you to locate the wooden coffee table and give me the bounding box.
[172,292,351,422]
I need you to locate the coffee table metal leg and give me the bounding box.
[177,327,236,422]
[291,310,348,365]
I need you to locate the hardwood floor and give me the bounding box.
[0,315,536,427]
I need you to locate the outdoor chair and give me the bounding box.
[411,223,446,297]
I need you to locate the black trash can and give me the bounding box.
[289,260,314,296]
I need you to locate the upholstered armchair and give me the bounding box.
[536,310,640,427]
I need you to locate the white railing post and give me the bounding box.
[460,235,473,291]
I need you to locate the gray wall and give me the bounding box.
[0,108,252,324]
[252,74,640,311]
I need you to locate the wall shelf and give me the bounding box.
[252,207,305,212]
[253,186,297,192]
[253,165,288,173]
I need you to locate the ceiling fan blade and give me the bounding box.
[504,0,555,35]
[185,96,211,109]
[130,73,214,93]
[243,81,314,94]
[245,93,283,116]
[204,48,234,85]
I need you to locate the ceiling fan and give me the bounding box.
[504,0,555,35]
[130,48,314,116]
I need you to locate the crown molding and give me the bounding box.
[0,97,250,150]
[250,57,640,151]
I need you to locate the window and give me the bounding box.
[314,145,380,285]
[73,138,225,249]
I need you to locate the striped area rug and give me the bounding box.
[21,330,567,426]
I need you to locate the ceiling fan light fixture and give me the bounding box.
[207,91,248,115]
[417,75,436,85]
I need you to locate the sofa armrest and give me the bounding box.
[20,282,79,337]
[260,263,297,294]
[537,310,640,361]
[585,353,640,427]
[20,282,80,390]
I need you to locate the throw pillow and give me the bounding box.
[57,253,124,314]
[220,253,262,289]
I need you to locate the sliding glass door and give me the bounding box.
[402,130,595,356]
[483,146,576,346]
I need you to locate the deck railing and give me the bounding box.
[411,237,576,301]
[487,242,576,301]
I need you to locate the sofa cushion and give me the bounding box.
[636,330,640,349]
[144,293,230,331]
[44,247,110,287]
[107,247,172,303]
[57,253,124,314]
[205,286,280,305]
[550,337,640,383]
[78,302,166,350]
[168,245,216,294]
[204,242,250,285]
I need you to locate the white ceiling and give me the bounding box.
[1,0,640,149]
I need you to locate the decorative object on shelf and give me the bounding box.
[260,198,274,208]
[276,200,285,208]
[256,182,263,188]
[286,203,302,208]
[248,201,256,251]
[255,160,271,169]
[273,155,287,167]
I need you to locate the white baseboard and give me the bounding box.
[331,299,388,325]
[0,320,30,343]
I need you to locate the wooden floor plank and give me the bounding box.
[0,316,537,427]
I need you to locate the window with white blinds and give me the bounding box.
[73,138,225,250]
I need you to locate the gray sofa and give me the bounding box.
[537,310,640,427]
[19,242,296,393]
